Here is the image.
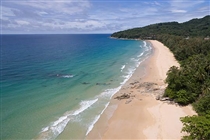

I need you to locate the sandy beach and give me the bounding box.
[87,40,196,139]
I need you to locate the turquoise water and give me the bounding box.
[1,34,152,139]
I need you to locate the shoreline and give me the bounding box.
[87,40,196,139]
[110,36,142,41]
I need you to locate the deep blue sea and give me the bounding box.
[0,34,152,139]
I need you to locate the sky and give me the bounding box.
[1,0,209,34]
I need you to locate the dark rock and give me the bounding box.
[114,93,130,100]
[82,82,90,84]
[156,95,161,100]
[153,88,159,91]
[96,83,111,86]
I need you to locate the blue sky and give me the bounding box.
[1,0,209,34]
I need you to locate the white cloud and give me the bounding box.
[9,0,90,15]
[16,20,30,25]
[167,0,206,15]
[1,0,93,32]
[36,11,48,16]
[169,0,205,9]
[154,1,161,6]
[42,20,105,30]
[171,9,187,13]
[197,6,210,12]
[143,1,161,6]
[2,6,16,17]
[119,8,130,12]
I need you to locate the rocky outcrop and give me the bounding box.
[114,81,176,105]
[114,93,130,100]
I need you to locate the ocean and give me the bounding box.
[0,34,152,139]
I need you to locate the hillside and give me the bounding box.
[111,15,210,39]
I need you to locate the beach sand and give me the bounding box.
[87,40,196,139]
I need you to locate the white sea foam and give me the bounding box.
[39,99,98,139]
[62,75,74,78]
[99,87,121,99]
[143,41,152,52]
[41,126,49,132]
[121,67,135,85]
[52,116,68,127]
[85,101,110,136]
[101,102,110,115]
[121,65,125,72]
[137,41,152,61]
[72,99,98,115]
[85,87,123,136]
[86,115,100,135]
[51,117,70,138]
[123,41,152,85]
[130,58,135,61]
[137,52,144,58]
[143,41,147,47]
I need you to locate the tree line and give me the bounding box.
[158,34,210,140]
[111,15,210,139]
[111,15,209,39]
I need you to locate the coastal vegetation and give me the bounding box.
[111,15,210,139]
[111,15,210,39]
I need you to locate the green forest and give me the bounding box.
[111,15,210,139]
